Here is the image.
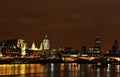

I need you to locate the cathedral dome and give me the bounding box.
[39,35,50,51]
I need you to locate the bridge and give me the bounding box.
[62,54,120,64]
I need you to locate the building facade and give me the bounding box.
[0,38,27,57]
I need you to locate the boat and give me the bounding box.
[92,61,108,68]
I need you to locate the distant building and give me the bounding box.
[109,40,119,55]
[89,36,101,56]
[28,35,51,58]
[0,38,27,56]
[112,40,119,53]
[39,35,50,51]
[31,42,38,50]
[92,36,101,53]
[81,46,87,53]
[17,39,27,56]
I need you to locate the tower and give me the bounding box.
[31,42,38,50]
[93,36,101,53]
[112,40,119,53]
[81,46,86,53]
[17,39,27,56]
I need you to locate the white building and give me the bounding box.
[39,35,50,51]
[17,39,27,56]
[31,42,38,50]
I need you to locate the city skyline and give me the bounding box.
[0,35,119,52]
[0,0,120,51]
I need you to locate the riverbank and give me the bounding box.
[0,57,120,65]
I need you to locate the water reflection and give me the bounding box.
[116,65,120,77]
[97,68,100,77]
[51,63,54,72]
[0,63,120,77]
[0,64,47,77]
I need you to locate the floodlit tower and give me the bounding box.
[17,39,27,56]
[39,35,50,51]
[31,42,38,50]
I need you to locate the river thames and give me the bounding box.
[0,63,120,77]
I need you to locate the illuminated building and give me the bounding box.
[31,42,38,50]
[0,38,27,56]
[17,39,27,56]
[89,36,101,55]
[39,35,50,51]
[93,36,101,53]
[0,46,3,57]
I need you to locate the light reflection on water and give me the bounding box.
[0,63,120,77]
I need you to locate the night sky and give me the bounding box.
[0,0,120,52]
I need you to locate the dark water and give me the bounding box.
[0,63,120,77]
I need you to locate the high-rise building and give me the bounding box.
[93,36,101,53]
[90,36,101,54]
[112,40,119,53]
[81,46,86,53]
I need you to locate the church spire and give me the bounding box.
[31,42,38,50]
